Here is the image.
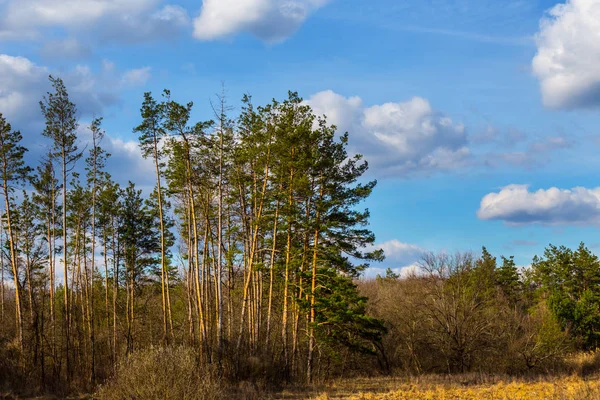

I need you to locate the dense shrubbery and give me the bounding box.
[97,347,225,400]
[360,244,600,376]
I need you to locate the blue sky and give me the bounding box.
[1,0,600,276]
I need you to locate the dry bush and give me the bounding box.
[359,252,573,376]
[96,346,225,400]
[566,350,600,377]
[0,338,24,395]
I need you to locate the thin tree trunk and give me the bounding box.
[152,138,170,345]
[265,199,279,351]
[3,183,24,354]
[307,177,323,384]
[282,164,295,370]
[61,151,71,379]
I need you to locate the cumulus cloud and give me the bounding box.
[0,54,49,122]
[532,0,600,109]
[3,0,157,28]
[478,184,600,225]
[0,54,153,126]
[364,239,425,278]
[193,0,331,43]
[0,0,190,45]
[377,239,425,265]
[77,124,155,187]
[306,90,470,176]
[122,67,152,86]
[98,5,190,44]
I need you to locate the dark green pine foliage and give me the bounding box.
[0,112,34,351]
[145,186,176,284]
[31,156,62,255]
[496,255,522,306]
[119,183,162,286]
[303,107,386,365]
[40,76,82,375]
[531,243,600,349]
[312,119,384,275]
[312,267,387,354]
[14,192,47,309]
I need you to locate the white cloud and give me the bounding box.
[370,239,425,266]
[364,239,426,278]
[0,54,151,144]
[78,124,155,187]
[478,184,600,225]
[0,55,49,122]
[366,263,421,279]
[193,0,330,43]
[306,90,470,177]
[122,67,152,86]
[532,0,600,109]
[98,5,190,44]
[0,0,190,44]
[3,0,157,28]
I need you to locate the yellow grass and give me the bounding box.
[304,376,600,400]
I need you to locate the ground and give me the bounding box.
[276,375,600,400]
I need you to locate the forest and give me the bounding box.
[0,76,599,399]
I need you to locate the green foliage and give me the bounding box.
[40,76,82,167]
[531,243,600,349]
[306,268,387,356]
[0,113,33,194]
[119,182,162,285]
[497,256,522,305]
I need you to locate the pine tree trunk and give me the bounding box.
[152,138,170,345]
[3,182,24,354]
[61,151,70,379]
[265,199,280,351]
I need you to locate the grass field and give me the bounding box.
[276,375,600,399]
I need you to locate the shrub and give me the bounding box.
[97,346,225,400]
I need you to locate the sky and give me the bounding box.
[1,0,600,277]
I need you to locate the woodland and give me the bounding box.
[0,76,598,399]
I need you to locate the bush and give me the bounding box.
[97,346,225,400]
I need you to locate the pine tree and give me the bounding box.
[135,93,172,344]
[0,112,33,354]
[304,113,383,382]
[119,182,161,354]
[84,117,109,383]
[40,76,82,377]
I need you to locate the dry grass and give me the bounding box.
[278,375,600,400]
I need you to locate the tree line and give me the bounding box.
[1,75,598,397]
[363,243,600,375]
[0,76,385,394]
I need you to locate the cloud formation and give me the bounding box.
[77,124,156,188]
[478,184,600,225]
[365,239,425,278]
[377,239,425,265]
[122,67,152,86]
[306,90,470,177]
[193,0,330,42]
[0,0,190,44]
[0,54,48,122]
[0,54,150,127]
[532,0,600,109]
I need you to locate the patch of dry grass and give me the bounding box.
[294,375,600,400]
